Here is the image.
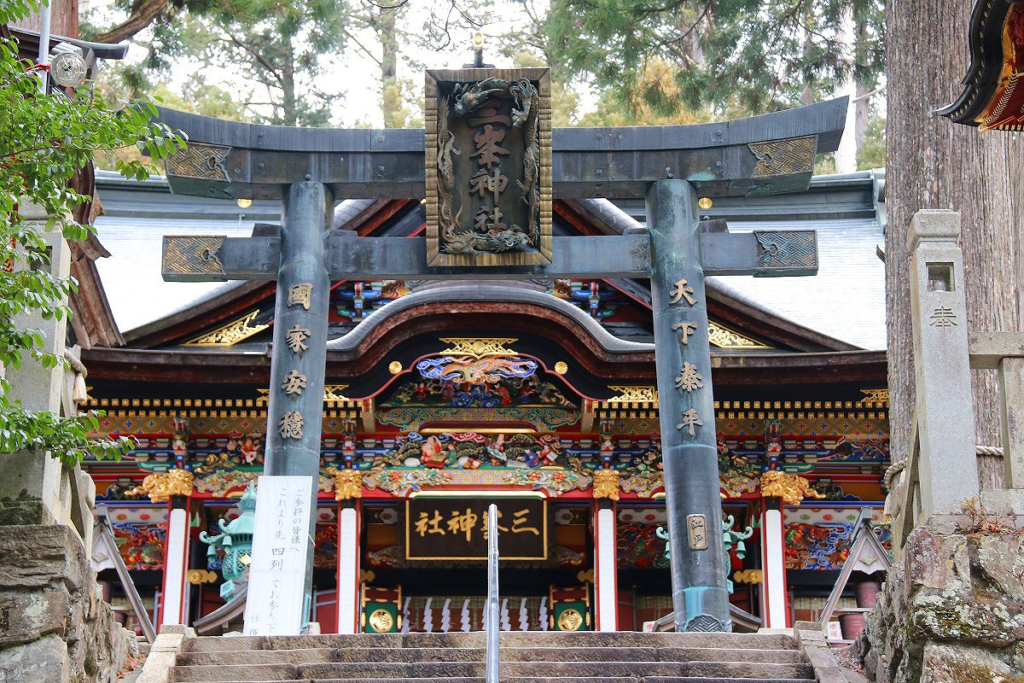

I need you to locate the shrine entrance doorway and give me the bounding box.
[350,499,597,633]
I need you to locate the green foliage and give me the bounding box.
[1,0,185,465]
[547,0,884,117]
[857,112,886,170]
[107,0,350,127]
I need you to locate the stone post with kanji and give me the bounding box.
[263,181,334,622]
[907,210,978,520]
[646,179,731,632]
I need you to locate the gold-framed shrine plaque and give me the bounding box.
[425,67,552,267]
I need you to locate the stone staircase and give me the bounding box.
[167,631,818,682]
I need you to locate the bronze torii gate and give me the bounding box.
[158,93,846,633]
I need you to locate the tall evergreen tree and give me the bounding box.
[547,0,883,117]
[886,0,1023,485]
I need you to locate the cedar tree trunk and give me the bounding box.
[886,0,1024,487]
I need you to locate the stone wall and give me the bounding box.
[860,515,1024,682]
[0,524,135,683]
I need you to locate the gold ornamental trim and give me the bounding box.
[187,569,218,584]
[257,384,351,406]
[331,468,363,501]
[708,321,772,350]
[184,311,269,347]
[857,388,890,406]
[438,337,518,358]
[592,469,621,501]
[130,469,194,503]
[606,386,658,404]
[734,569,763,585]
[759,470,824,506]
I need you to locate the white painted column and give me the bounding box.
[594,500,618,631]
[160,501,190,626]
[336,502,360,634]
[759,497,788,629]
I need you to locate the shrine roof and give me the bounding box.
[92,168,886,350]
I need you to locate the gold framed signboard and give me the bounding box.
[425,67,552,268]
[405,494,547,561]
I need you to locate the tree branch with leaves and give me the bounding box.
[1,0,186,465]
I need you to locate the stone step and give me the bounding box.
[168,661,815,682]
[168,678,814,683]
[292,661,814,680]
[177,645,806,667]
[182,632,798,653]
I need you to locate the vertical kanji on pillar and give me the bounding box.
[646,179,731,632]
[264,181,334,623]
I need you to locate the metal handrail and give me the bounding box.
[485,503,499,683]
[95,505,157,643]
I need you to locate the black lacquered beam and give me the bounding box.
[162,231,818,283]
[154,98,847,201]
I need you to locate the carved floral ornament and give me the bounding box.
[330,468,364,501]
[130,469,195,502]
[592,468,622,500]
[759,470,824,506]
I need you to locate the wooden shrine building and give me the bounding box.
[82,166,890,635]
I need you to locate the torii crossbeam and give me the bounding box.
[157,96,846,634]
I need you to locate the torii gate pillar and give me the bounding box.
[264,181,334,621]
[647,179,730,632]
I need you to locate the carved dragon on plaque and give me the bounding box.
[438,77,542,255]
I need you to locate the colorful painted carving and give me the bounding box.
[617,523,670,568]
[112,522,166,570]
[416,354,538,384]
[385,371,572,411]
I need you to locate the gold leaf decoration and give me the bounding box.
[759,471,824,506]
[592,468,621,500]
[129,469,194,503]
[184,311,269,347]
[330,468,364,501]
[708,322,772,350]
[438,337,518,358]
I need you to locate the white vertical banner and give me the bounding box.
[243,476,313,636]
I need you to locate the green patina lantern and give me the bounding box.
[722,515,755,594]
[200,482,257,601]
